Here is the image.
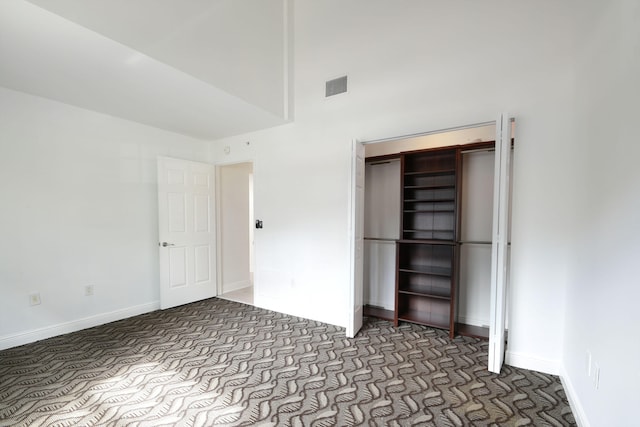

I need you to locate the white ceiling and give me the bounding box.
[0,0,289,140]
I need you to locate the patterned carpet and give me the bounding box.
[0,298,575,426]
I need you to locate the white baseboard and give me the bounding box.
[222,280,251,293]
[505,350,560,375]
[559,366,590,427]
[456,315,489,328]
[0,301,160,351]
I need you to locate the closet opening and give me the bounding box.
[362,123,513,341]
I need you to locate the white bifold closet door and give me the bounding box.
[347,140,365,338]
[488,113,513,373]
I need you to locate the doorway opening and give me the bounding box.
[217,162,255,306]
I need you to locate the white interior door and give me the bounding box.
[157,157,217,309]
[347,139,365,338]
[488,113,512,373]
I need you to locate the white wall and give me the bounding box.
[211,122,353,326]
[219,162,252,292]
[0,87,207,349]
[210,0,579,373]
[561,1,640,426]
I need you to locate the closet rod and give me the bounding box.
[364,237,398,243]
[460,148,496,154]
[369,158,400,166]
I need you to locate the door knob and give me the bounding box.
[161,242,175,247]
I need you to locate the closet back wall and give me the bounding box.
[458,150,494,328]
[364,159,400,311]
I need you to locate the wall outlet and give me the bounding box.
[29,292,41,306]
[84,285,94,296]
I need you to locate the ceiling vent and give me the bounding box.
[325,75,348,97]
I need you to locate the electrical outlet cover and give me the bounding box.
[29,292,41,306]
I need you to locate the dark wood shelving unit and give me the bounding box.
[395,148,459,338]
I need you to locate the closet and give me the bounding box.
[364,135,502,340]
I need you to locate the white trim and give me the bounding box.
[457,315,490,328]
[559,367,590,427]
[0,301,159,351]
[215,164,224,295]
[505,350,560,375]
[221,280,252,293]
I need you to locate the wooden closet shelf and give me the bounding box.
[403,198,455,203]
[404,169,455,177]
[404,184,455,190]
[363,305,395,321]
[404,209,455,213]
[397,239,456,245]
[397,310,450,330]
[398,266,452,277]
[403,229,455,235]
[398,289,451,300]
